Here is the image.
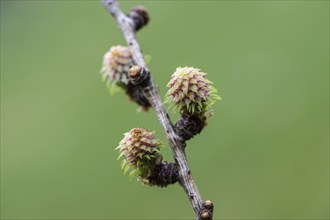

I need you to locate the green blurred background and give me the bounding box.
[1,0,329,219]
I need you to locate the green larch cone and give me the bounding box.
[101,45,134,93]
[165,67,221,114]
[116,128,162,178]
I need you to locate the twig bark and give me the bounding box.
[102,1,213,219]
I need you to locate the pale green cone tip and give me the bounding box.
[116,128,162,178]
[165,67,221,114]
[101,45,134,94]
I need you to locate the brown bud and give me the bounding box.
[129,65,142,78]
[174,112,207,142]
[125,66,151,109]
[203,200,214,212]
[200,210,212,220]
[129,66,151,87]
[142,161,179,187]
[125,82,151,109]
[127,6,149,31]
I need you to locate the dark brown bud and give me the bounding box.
[125,66,152,110]
[127,6,149,31]
[200,210,212,220]
[129,65,142,79]
[175,112,207,142]
[126,82,151,110]
[129,65,151,87]
[142,161,179,187]
[203,200,214,213]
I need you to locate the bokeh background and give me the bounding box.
[1,0,329,219]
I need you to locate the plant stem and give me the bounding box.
[102,1,213,219]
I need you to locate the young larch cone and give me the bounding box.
[116,128,162,178]
[101,45,134,90]
[165,67,220,114]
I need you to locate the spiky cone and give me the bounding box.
[165,67,221,115]
[116,128,162,179]
[101,45,134,92]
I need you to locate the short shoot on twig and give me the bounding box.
[100,1,220,219]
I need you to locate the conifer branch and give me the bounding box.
[102,1,214,219]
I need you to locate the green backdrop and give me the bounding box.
[1,0,329,219]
